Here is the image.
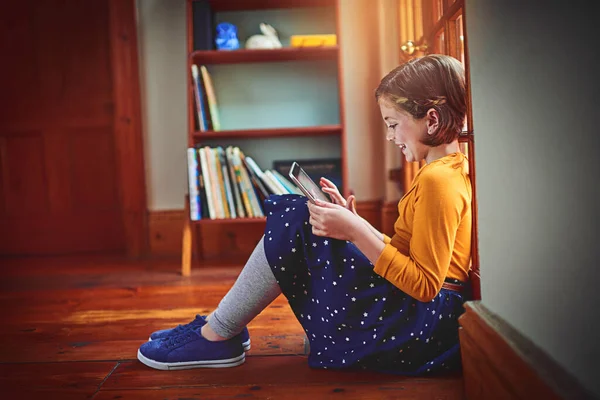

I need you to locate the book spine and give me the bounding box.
[200,65,221,131]
[241,154,270,202]
[213,147,230,218]
[191,64,208,131]
[218,147,237,219]
[262,171,284,195]
[186,148,201,220]
[271,170,302,195]
[231,148,254,217]
[209,147,226,218]
[196,148,209,218]
[237,156,264,217]
[199,148,216,219]
[233,147,261,217]
[226,146,246,218]
[265,170,289,195]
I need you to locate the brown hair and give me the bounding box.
[375,54,466,146]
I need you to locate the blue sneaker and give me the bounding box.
[149,315,251,352]
[138,325,245,370]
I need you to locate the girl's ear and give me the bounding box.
[426,108,439,135]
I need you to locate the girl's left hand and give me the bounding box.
[307,199,362,241]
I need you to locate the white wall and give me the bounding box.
[466,1,600,396]
[137,0,188,210]
[136,0,392,210]
[338,1,387,201]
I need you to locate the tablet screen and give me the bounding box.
[289,162,331,203]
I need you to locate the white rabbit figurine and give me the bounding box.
[245,23,282,49]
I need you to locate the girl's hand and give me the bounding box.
[307,199,362,242]
[320,177,358,216]
[320,177,346,206]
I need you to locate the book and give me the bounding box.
[186,148,201,220]
[191,65,209,131]
[242,155,271,207]
[200,66,221,131]
[271,169,302,195]
[217,147,237,219]
[192,0,215,51]
[198,148,215,219]
[226,146,246,218]
[196,148,209,219]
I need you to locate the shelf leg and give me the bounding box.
[181,195,192,277]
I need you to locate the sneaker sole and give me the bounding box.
[148,336,251,352]
[137,349,245,370]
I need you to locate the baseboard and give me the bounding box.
[459,301,595,400]
[355,199,383,232]
[381,201,399,238]
[148,199,387,258]
[148,209,187,257]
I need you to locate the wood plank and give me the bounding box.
[0,314,303,342]
[191,47,338,65]
[192,125,342,140]
[1,361,117,399]
[108,0,147,257]
[0,0,128,256]
[95,379,464,400]
[0,256,464,399]
[102,356,460,390]
[207,0,336,12]
[0,334,306,363]
[0,258,244,288]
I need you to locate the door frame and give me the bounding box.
[108,0,147,257]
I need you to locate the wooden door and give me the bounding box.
[397,0,480,300]
[0,0,125,255]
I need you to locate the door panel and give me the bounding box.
[0,0,124,255]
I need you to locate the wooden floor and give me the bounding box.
[0,255,465,399]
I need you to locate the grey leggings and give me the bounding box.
[208,236,281,338]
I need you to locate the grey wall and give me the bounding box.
[466,0,600,396]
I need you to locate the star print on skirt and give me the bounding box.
[263,194,467,376]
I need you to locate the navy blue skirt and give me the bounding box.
[262,194,466,375]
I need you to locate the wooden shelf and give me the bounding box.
[192,217,267,224]
[206,0,336,12]
[191,47,338,65]
[193,125,342,140]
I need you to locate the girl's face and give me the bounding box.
[379,100,435,163]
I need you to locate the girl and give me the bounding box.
[138,54,472,375]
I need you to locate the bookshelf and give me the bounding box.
[191,46,339,64]
[182,0,347,275]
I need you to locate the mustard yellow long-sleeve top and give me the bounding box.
[374,152,472,302]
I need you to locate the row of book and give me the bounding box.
[191,64,221,132]
[186,146,303,220]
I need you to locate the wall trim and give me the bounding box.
[459,301,595,400]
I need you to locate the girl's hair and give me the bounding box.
[375,54,466,146]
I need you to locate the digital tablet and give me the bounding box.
[288,162,331,204]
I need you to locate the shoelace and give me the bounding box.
[171,314,204,335]
[164,326,202,349]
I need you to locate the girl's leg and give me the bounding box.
[138,236,282,370]
[202,236,282,341]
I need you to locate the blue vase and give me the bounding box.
[215,22,240,50]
